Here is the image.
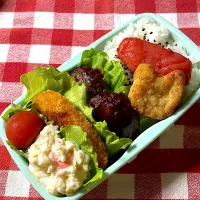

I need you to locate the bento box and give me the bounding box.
[1,13,200,200]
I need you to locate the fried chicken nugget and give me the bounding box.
[32,90,108,169]
[128,64,185,119]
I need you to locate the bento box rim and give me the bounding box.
[0,13,200,200]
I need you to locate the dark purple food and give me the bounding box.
[89,91,138,136]
[71,66,105,100]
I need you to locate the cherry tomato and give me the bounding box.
[6,111,45,148]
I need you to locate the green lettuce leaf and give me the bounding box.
[80,48,108,71]
[80,48,129,95]
[2,102,32,122]
[60,125,103,185]
[20,66,72,106]
[2,101,53,125]
[139,116,159,133]
[5,61,132,162]
[104,61,129,95]
[64,81,95,123]
[60,126,87,146]
[94,121,132,157]
[6,140,28,160]
[64,79,132,158]
[81,139,103,186]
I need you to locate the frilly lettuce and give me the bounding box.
[104,61,129,94]
[81,48,108,71]
[20,66,72,106]
[63,81,95,123]
[2,101,32,122]
[60,126,103,185]
[139,116,158,133]
[93,121,132,157]
[1,50,134,192]
[80,48,130,95]
[64,76,132,158]
[6,140,28,160]
[2,101,53,125]
[3,66,72,121]
[3,53,132,158]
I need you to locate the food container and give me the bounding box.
[0,13,200,200]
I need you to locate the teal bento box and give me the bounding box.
[0,13,200,200]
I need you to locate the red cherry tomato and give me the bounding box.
[5,111,45,148]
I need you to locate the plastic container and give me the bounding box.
[0,13,200,200]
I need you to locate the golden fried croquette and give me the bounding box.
[128,64,185,119]
[32,90,108,169]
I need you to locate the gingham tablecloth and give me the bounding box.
[0,0,200,199]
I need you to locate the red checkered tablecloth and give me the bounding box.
[0,0,200,199]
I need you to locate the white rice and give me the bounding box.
[103,17,200,102]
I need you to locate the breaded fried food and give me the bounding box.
[32,90,108,169]
[128,64,185,119]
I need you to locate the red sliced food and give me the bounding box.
[6,111,44,148]
[117,38,192,85]
[51,152,70,169]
